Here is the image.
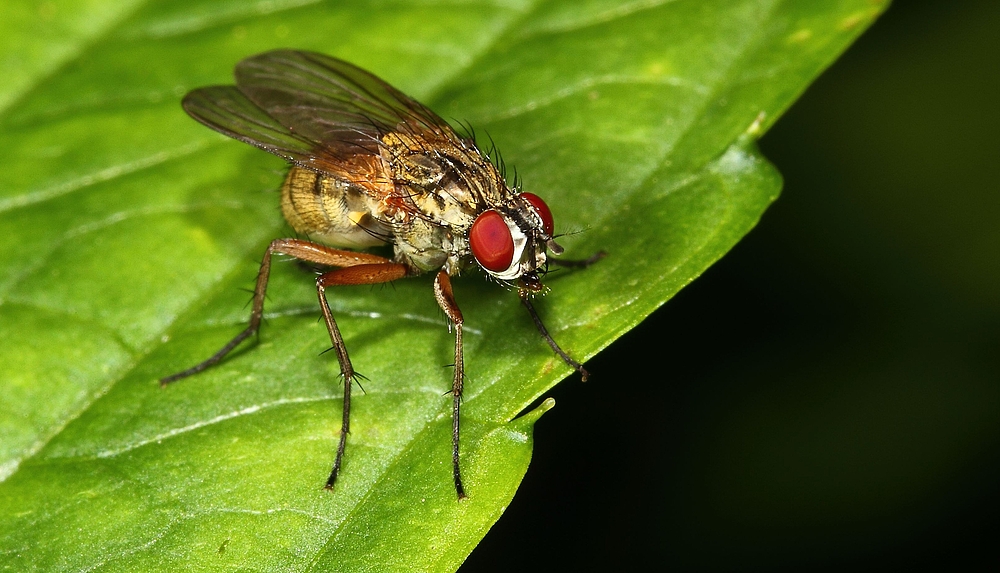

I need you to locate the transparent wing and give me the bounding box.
[181,85,336,166]
[233,49,459,151]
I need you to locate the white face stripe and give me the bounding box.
[491,214,528,280]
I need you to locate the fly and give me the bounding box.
[162,50,601,499]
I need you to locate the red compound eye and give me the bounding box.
[470,210,514,272]
[521,193,554,236]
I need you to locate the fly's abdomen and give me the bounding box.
[280,166,390,248]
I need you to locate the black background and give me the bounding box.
[464,1,1000,570]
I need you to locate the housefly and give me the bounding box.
[162,50,600,499]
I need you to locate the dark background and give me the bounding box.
[465,0,1000,570]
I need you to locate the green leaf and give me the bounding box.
[0,0,886,570]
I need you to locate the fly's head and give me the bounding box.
[468,192,562,293]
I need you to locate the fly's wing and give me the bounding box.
[233,50,461,157]
[182,85,343,168]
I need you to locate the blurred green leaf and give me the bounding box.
[0,0,886,570]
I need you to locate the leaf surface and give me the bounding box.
[0,0,886,570]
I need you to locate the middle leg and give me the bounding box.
[433,271,468,500]
[316,262,409,491]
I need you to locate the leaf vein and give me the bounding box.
[518,0,682,40]
[472,74,709,124]
[0,140,210,214]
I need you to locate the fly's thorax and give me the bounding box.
[382,130,511,274]
[390,173,482,274]
[280,166,391,248]
[393,217,456,273]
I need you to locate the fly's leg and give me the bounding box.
[316,262,409,490]
[159,238,405,491]
[520,294,589,382]
[520,250,605,379]
[160,239,394,385]
[433,271,468,500]
[549,250,607,269]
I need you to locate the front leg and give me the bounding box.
[549,250,606,269]
[520,293,589,382]
[433,271,468,500]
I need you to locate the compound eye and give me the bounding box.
[521,193,554,236]
[470,210,515,272]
